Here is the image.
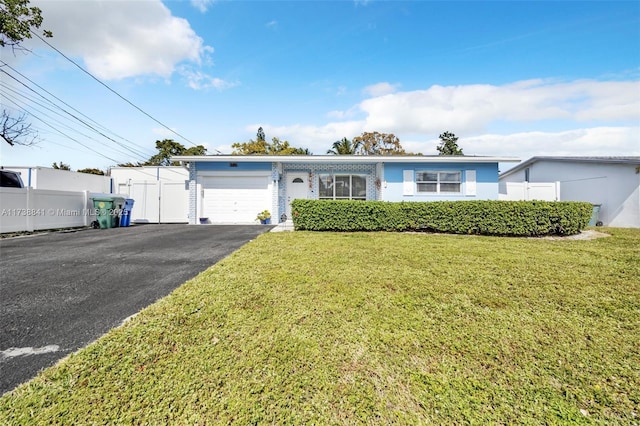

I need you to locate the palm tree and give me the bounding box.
[326,137,360,155]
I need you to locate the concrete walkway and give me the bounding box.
[269,221,295,232]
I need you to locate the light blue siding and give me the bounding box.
[277,162,378,220]
[382,162,500,201]
[188,160,503,224]
[195,162,272,172]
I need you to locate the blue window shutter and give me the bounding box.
[403,170,414,195]
[465,170,476,196]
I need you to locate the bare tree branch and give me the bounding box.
[1,109,39,146]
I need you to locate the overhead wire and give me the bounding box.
[1,79,149,165]
[0,85,124,163]
[0,82,194,182]
[2,87,194,181]
[0,65,152,160]
[0,65,148,156]
[0,62,153,156]
[5,98,123,164]
[0,88,149,161]
[30,30,210,150]
[2,30,218,176]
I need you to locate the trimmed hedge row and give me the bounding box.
[290,199,593,236]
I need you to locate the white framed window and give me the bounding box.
[416,171,462,194]
[318,174,367,200]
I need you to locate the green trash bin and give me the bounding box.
[92,197,117,229]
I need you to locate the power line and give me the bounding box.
[15,104,123,164]
[0,61,152,156]
[1,85,203,179]
[0,79,147,160]
[0,66,151,160]
[1,88,146,163]
[30,30,208,150]
[0,87,149,161]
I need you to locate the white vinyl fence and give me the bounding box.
[499,181,560,201]
[115,180,188,223]
[111,166,189,223]
[0,188,96,233]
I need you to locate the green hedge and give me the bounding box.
[290,199,593,236]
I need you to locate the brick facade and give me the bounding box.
[188,165,197,224]
[277,162,380,222]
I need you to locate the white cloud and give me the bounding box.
[260,78,639,157]
[251,122,638,158]
[179,67,239,90]
[327,104,360,120]
[265,20,278,29]
[460,127,640,159]
[362,82,400,97]
[151,127,179,138]
[191,0,215,13]
[396,127,639,161]
[358,79,640,134]
[32,0,212,81]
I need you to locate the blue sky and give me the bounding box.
[1,0,639,172]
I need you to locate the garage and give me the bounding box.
[201,174,272,223]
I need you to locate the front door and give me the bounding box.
[286,172,309,219]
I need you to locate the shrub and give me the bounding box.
[290,200,593,236]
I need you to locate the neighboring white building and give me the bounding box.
[3,166,112,192]
[109,166,189,223]
[499,157,640,228]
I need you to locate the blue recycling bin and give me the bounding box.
[119,198,135,227]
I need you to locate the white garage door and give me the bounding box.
[202,175,271,223]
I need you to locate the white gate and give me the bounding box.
[499,182,560,201]
[118,181,188,223]
[129,182,160,223]
[160,181,189,223]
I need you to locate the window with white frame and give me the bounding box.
[416,171,462,194]
[318,174,367,200]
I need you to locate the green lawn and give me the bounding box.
[1,228,639,424]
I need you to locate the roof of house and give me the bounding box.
[499,156,640,179]
[172,155,520,164]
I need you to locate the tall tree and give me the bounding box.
[0,0,52,48]
[231,138,269,155]
[256,126,266,142]
[327,137,360,155]
[269,137,311,155]
[352,131,406,155]
[77,168,105,175]
[145,139,207,166]
[232,134,311,155]
[437,131,464,156]
[116,162,142,167]
[52,161,71,170]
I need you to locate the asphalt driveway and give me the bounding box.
[0,224,273,395]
